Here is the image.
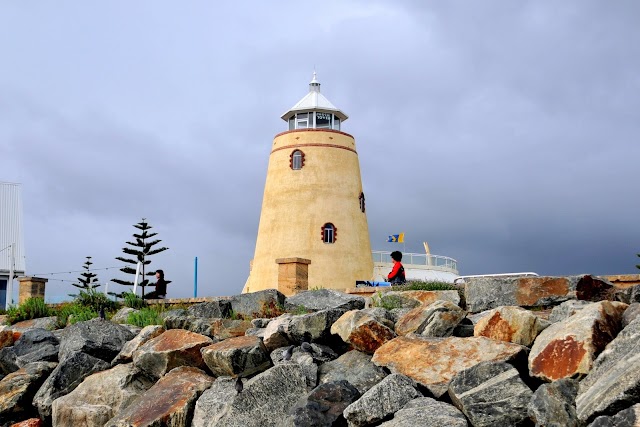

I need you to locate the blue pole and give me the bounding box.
[194,256,198,298]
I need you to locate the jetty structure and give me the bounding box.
[243,73,373,295]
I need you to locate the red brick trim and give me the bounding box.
[272,143,357,155]
[274,128,354,139]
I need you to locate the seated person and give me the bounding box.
[385,251,406,285]
[144,269,168,299]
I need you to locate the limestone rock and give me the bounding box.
[132,329,213,379]
[448,361,532,427]
[529,301,627,382]
[188,299,231,319]
[395,300,465,337]
[576,317,640,423]
[0,362,56,417]
[10,317,58,333]
[588,403,640,427]
[285,289,365,312]
[549,300,592,323]
[109,307,137,324]
[286,308,346,345]
[343,373,421,427]
[105,366,213,427]
[465,275,614,313]
[227,289,286,318]
[51,363,155,427]
[281,380,360,427]
[201,335,271,378]
[317,350,387,394]
[474,306,549,346]
[58,319,135,363]
[379,397,468,427]
[33,351,110,419]
[528,378,579,427]
[192,363,307,427]
[372,335,528,398]
[111,324,165,365]
[210,319,253,340]
[330,310,396,354]
[622,303,640,328]
[261,314,293,351]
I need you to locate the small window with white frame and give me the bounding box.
[322,223,336,243]
[290,150,304,170]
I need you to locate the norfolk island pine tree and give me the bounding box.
[69,256,100,297]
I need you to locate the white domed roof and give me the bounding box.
[281,72,348,122]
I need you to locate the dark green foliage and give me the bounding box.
[74,288,117,313]
[71,256,100,293]
[122,291,146,309]
[126,307,163,327]
[111,218,168,297]
[6,297,54,324]
[402,281,459,291]
[56,302,99,327]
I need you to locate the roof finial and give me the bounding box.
[309,69,320,92]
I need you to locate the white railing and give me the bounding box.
[372,251,458,273]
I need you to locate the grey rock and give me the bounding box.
[318,350,387,394]
[528,378,579,427]
[285,289,365,312]
[630,284,640,303]
[281,380,360,427]
[162,311,215,337]
[244,327,265,338]
[10,316,58,332]
[111,324,165,365]
[110,307,137,324]
[52,363,155,427]
[360,307,396,330]
[343,373,421,427]
[587,403,640,427]
[452,318,475,337]
[188,299,231,319]
[58,319,135,363]
[33,351,110,419]
[201,335,272,378]
[0,328,59,375]
[448,361,533,427]
[549,300,592,323]
[252,318,272,328]
[388,308,412,324]
[228,289,286,318]
[192,363,308,427]
[379,397,468,427]
[262,315,294,351]
[622,303,640,328]
[576,317,640,423]
[0,361,56,417]
[287,308,346,344]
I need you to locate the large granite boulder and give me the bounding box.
[576,317,640,423]
[622,303,640,328]
[161,312,216,337]
[201,335,271,378]
[343,373,421,427]
[132,329,213,379]
[105,366,213,427]
[448,361,532,427]
[286,308,347,345]
[372,335,528,398]
[317,350,387,394]
[227,289,286,318]
[10,317,58,333]
[0,362,56,419]
[188,300,232,319]
[549,300,592,323]
[210,319,253,340]
[529,301,627,382]
[379,397,468,427]
[111,324,165,365]
[285,289,365,312]
[261,315,293,351]
[58,319,135,363]
[330,310,396,354]
[33,351,110,419]
[279,380,360,427]
[395,300,465,337]
[371,290,460,310]
[0,329,59,374]
[465,275,614,313]
[192,363,307,427]
[360,308,396,330]
[588,403,640,427]
[474,306,549,346]
[51,363,155,427]
[528,378,579,427]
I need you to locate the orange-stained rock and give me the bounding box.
[529,301,627,382]
[372,335,527,397]
[395,300,465,337]
[105,366,213,427]
[0,329,15,350]
[474,306,549,346]
[132,329,213,379]
[201,335,271,377]
[10,419,43,427]
[331,310,396,354]
[210,319,253,340]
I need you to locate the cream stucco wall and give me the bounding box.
[244,128,373,294]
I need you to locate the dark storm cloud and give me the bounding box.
[1,1,638,299]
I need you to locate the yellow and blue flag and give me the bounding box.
[387,233,404,243]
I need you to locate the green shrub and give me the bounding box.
[74,289,117,312]
[56,302,98,327]
[402,281,458,291]
[371,292,404,311]
[127,308,162,327]
[6,297,54,324]
[122,292,146,309]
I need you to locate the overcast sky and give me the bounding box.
[1,1,639,301]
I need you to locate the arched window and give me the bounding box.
[290,150,305,170]
[359,192,366,213]
[321,223,336,243]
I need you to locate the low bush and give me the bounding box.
[56,302,98,327]
[122,292,146,309]
[74,288,117,312]
[6,297,54,325]
[402,280,459,291]
[127,307,163,327]
[371,292,404,311]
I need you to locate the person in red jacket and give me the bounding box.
[385,251,406,285]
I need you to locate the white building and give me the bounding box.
[0,182,26,307]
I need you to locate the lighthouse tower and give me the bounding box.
[243,73,373,295]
